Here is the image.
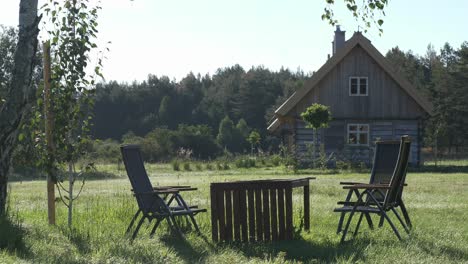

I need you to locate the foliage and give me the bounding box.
[171,159,180,171]
[386,42,468,155]
[174,125,219,159]
[183,162,191,171]
[235,156,256,168]
[91,67,307,148]
[0,26,17,104]
[216,116,235,150]
[301,103,332,168]
[88,139,120,162]
[301,103,332,130]
[32,0,103,227]
[322,0,388,35]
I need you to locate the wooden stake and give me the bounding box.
[43,40,56,225]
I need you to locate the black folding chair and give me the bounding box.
[334,136,412,243]
[336,139,412,234]
[121,145,206,239]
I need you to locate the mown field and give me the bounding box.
[1,162,468,263]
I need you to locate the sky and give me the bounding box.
[1,0,467,83]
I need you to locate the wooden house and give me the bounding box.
[268,27,432,166]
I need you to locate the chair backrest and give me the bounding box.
[383,136,411,208]
[121,145,163,213]
[369,140,401,185]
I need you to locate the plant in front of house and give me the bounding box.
[300,103,332,168]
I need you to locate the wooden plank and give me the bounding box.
[247,189,255,242]
[304,185,310,231]
[372,131,393,136]
[270,188,278,240]
[225,190,233,241]
[263,188,270,241]
[285,187,293,240]
[278,188,285,240]
[239,190,248,242]
[255,189,263,241]
[233,190,241,241]
[216,190,226,241]
[210,185,218,242]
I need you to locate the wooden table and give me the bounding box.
[210,177,315,242]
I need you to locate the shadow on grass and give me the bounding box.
[222,237,370,263]
[8,169,122,182]
[410,165,468,174]
[0,214,30,257]
[410,233,468,262]
[61,227,92,255]
[160,227,369,263]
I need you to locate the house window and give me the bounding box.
[349,77,368,96]
[347,124,369,146]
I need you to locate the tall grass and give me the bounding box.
[1,163,468,263]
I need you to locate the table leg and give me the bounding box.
[304,184,310,231]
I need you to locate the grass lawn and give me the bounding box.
[1,163,468,263]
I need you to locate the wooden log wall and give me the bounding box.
[293,119,420,165]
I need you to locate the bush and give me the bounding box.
[183,162,191,171]
[195,163,203,171]
[216,162,224,170]
[174,124,220,159]
[206,163,213,170]
[171,159,180,171]
[270,154,282,166]
[88,139,121,162]
[235,157,256,168]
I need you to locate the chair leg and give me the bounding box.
[399,200,412,229]
[378,215,385,227]
[381,211,402,240]
[391,208,410,234]
[364,213,374,229]
[337,212,347,234]
[173,195,202,234]
[132,216,146,240]
[353,213,364,237]
[126,210,141,234]
[169,215,185,238]
[150,218,163,238]
[340,209,357,243]
[187,213,201,234]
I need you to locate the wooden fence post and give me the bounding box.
[43,40,56,225]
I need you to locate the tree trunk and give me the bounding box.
[68,162,73,228]
[0,0,39,215]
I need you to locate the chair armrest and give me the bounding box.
[153,186,196,191]
[343,184,391,190]
[340,181,365,185]
[133,189,180,196]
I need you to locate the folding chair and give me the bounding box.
[121,145,206,239]
[334,136,412,243]
[336,139,412,234]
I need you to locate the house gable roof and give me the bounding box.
[271,32,433,130]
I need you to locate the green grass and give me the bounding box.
[1,163,468,263]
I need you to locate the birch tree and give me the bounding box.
[0,0,40,215]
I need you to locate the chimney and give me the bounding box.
[332,25,345,55]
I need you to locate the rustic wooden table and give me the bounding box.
[210,177,316,242]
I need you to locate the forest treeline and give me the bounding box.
[1,25,468,164]
[92,65,306,141]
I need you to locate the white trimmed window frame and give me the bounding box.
[349,76,368,96]
[347,123,370,146]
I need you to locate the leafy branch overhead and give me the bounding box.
[322,0,388,35]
